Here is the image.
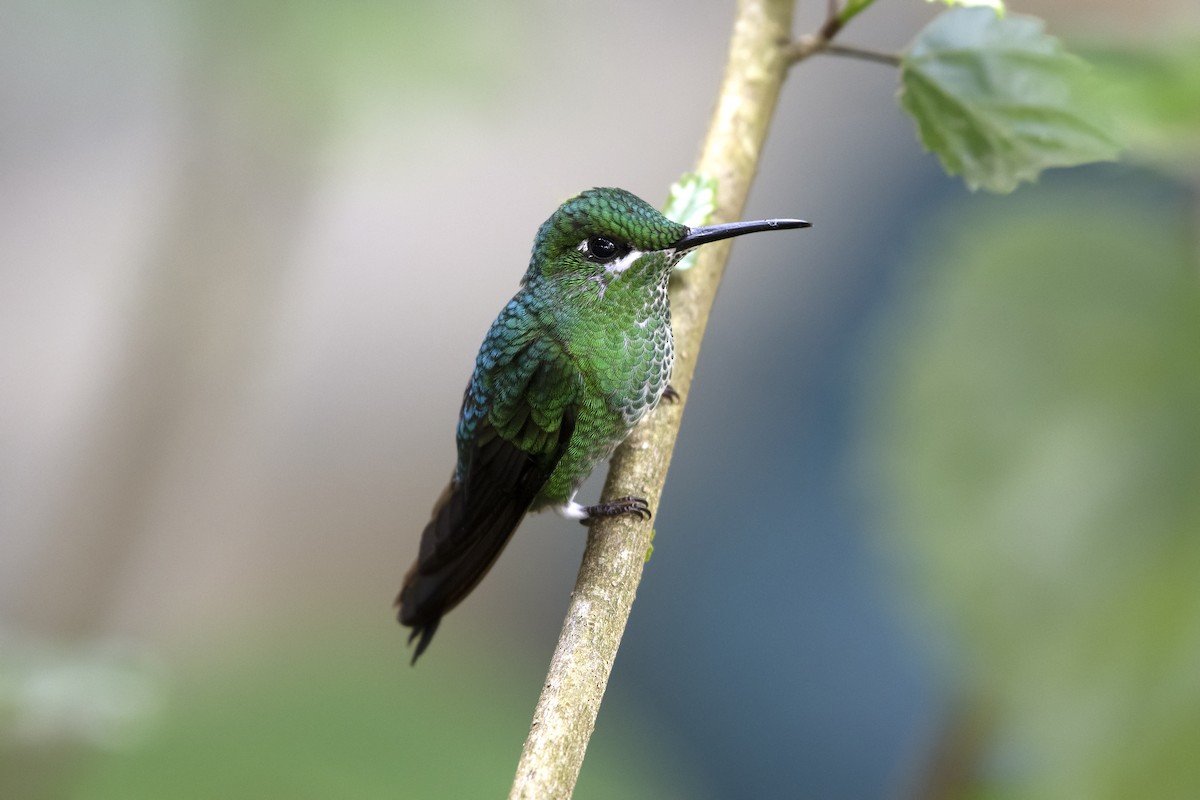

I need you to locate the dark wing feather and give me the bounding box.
[396,338,576,663]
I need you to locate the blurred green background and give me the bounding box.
[2,0,1198,797]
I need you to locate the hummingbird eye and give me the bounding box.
[581,235,627,264]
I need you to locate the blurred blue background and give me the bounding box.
[2,1,1198,797]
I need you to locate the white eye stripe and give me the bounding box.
[576,238,642,275]
[605,248,643,275]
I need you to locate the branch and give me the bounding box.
[784,0,900,67]
[508,1,797,797]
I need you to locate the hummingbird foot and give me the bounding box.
[661,384,681,403]
[580,496,652,524]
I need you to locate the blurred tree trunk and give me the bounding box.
[1,11,328,797]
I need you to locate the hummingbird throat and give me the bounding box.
[579,244,681,303]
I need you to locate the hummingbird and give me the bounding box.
[396,187,809,662]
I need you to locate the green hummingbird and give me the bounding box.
[396,187,809,661]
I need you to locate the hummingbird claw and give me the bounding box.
[580,496,653,524]
[661,385,681,403]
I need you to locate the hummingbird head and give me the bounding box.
[524,188,686,285]
[523,186,811,287]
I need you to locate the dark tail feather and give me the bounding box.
[396,403,573,663]
[406,618,438,665]
[395,476,530,664]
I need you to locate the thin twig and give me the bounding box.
[818,9,844,41]
[507,1,798,798]
[785,33,901,67]
[785,0,900,67]
[824,42,902,66]
[784,33,826,64]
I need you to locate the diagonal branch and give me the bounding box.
[508,1,798,797]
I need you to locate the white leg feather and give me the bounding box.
[554,496,590,521]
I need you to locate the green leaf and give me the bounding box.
[899,8,1121,193]
[925,0,1005,15]
[837,0,878,26]
[662,172,717,271]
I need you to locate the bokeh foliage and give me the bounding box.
[867,185,1200,797]
[71,627,696,799]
